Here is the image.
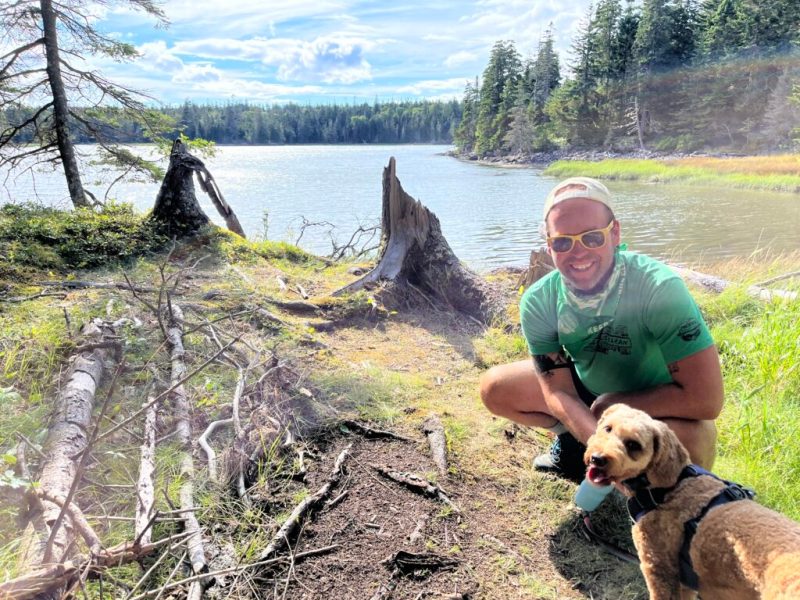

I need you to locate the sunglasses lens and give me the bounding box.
[581,231,606,248]
[550,237,574,253]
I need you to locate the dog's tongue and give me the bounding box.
[587,466,610,485]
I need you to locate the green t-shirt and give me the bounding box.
[519,251,713,396]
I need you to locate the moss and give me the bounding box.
[0,202,167,277]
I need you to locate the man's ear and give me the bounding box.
[611,219,621,247]
[645,421,690,488]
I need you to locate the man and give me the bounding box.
[479,177,723,482]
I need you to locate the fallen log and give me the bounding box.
[165,304,208,599]
[36,320,117,569]
[135,398,157,547]
[151,139,245,238]
[333,157,505,325]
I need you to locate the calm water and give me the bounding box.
[3,144,800,271]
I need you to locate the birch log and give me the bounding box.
[165,304,207,599]
[135,399,157,546]
[37,320,116,566]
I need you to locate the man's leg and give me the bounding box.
[480,360,587,482]
[659,418,717,470]
[479,359,556,428]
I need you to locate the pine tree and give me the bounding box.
[475,41,522,156]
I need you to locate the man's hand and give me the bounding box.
[589,393,621,419]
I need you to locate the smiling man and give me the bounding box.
[479,177,723,482]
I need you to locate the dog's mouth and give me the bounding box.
[587,465,613,486]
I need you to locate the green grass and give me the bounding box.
[544,159,800,193]
[694,274,800,520]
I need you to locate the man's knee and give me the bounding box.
[479,366,504,413]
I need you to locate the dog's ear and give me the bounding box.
[645,420,690,488]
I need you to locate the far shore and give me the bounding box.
[448,150,800,194]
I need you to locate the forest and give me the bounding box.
[455,0,800,156]
[2,100,462,146]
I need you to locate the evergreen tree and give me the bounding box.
[475,41,522,155]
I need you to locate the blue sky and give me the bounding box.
[95,0,589,106]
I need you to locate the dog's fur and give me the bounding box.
[584,404,800,600]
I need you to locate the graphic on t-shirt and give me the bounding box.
[678,318,702,342]
[585,323,632,355]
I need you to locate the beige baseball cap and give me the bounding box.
[542,176,614,220]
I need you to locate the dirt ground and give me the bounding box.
[204,301,648,600]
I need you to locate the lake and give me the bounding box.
[3,144,800,271]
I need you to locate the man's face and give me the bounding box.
[545,198,620,294]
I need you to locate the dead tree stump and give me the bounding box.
[151,139,245,238]
[334,157,504,325]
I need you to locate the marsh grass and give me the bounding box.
[545,156,800,193]
[694,255,800,520]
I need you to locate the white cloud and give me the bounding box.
[443,51,476,68]
[173,64,223,83]
[396,77,469,96]
[277,37,373,83]
[137,41,184,73]
[171,35,377,84]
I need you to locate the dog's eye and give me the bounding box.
[604,425,612,433]
[624,439,642,454]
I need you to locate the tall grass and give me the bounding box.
[695,263,800,520]
[544,157,800,193]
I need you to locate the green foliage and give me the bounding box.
[457,0,800,155]
[0,203,166,276]
[218,233,319,266]
[699,291,800,519]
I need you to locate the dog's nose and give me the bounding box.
[590,454,607,467]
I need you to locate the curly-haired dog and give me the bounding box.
[584,403,800,600]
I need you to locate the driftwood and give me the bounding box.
[333,157,504,325]
[165,303,208,599]
[35,320,117,571]
[258,443,352,560]
[135,398,157,546]
[151,139,245,238]
[670,265,798,301]
[422,415,448,477]
[372,467,459,513]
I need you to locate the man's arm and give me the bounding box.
[590,345,724,421]
[533,351,598,444]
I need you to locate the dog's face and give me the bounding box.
[584,403,689,489]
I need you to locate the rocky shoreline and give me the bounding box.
[444,148,743,168]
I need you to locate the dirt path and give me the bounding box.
[251,308,648,599]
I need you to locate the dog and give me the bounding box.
[584,403,800,600]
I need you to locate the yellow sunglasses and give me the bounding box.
[547,221,615,253]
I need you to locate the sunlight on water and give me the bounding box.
[2,145,799,271]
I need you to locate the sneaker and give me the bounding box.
[533,433,587,483]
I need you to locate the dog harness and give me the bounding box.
[624,465,755,591]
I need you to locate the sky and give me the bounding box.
[94,0,590,106]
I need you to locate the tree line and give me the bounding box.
[2,100,462,146]
[455,0,800,156]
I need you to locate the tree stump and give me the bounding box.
[334,157,505,325]
[151,139,245,238]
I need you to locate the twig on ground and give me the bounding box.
[422,415,448,476]
[341,420,414,442]
[198,418,234,482]
[258,444,352,560]
[372,467,460,513]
